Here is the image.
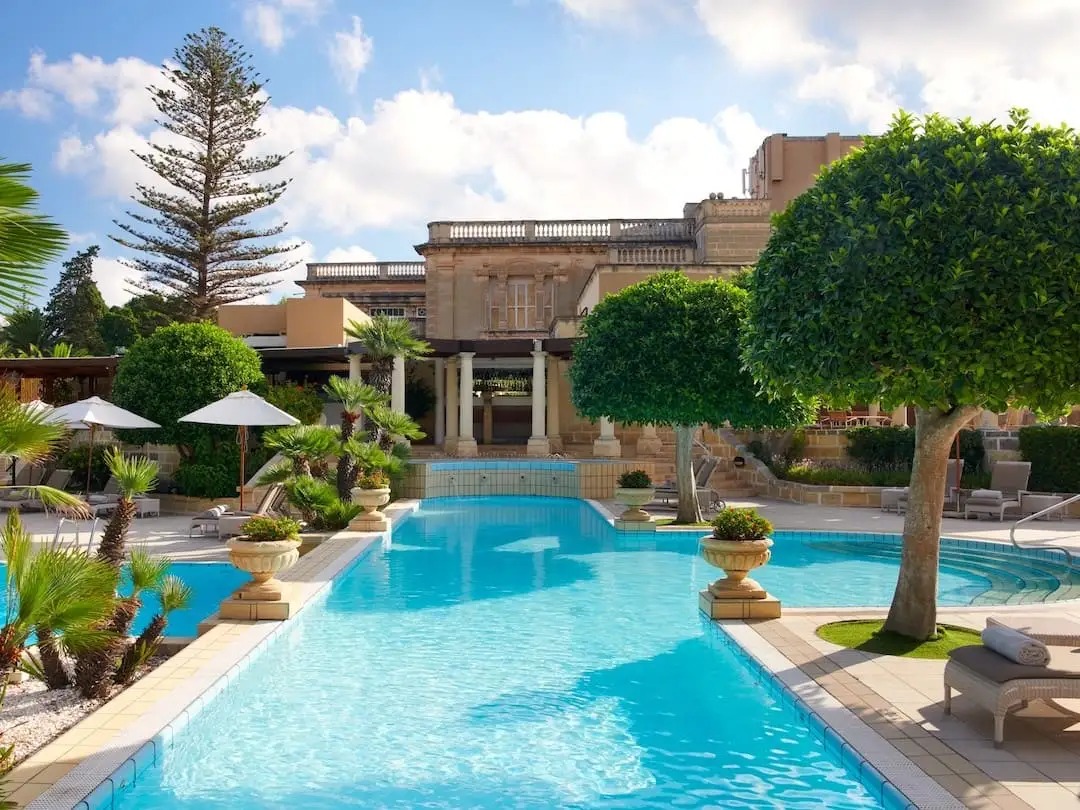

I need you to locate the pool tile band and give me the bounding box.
[717,621,964,810]
[26,503,419,810]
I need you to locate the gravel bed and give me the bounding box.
[0,657,168,765]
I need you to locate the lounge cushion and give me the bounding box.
[971,489,1002,499]
[986,616,1080,646]
[948,645,1080,683]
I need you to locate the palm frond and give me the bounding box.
[255,459,294,486]
[0,160,67,312]
[344,315,432,361]
[0,386,69,464]
[158,575,193,614]
[323,375,387,415]
[126,547,169,594]
[366,405,426,442]
[104,448,158,498]
[341,437,390,471]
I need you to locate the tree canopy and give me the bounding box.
[110,27,298,318]
[100,294,182,353]
[570,271,814,429]
[744,109,1080,416]
[43,246,107,354]
[111,322,264,450]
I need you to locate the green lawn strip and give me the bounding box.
[816,619,981,659]
[655,518,713,528]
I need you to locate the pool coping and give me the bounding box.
[18,500,421,810]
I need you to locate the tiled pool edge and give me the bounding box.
[21,500,420,810]
[718,621,965,810]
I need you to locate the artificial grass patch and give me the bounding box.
[816,619,981,660]
[655,518,713,527]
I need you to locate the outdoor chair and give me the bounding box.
[20,469,73,512]
[654,456,725,511]
[87,476,121,505]
[944,643,1080,747]
[963,461,1032,521]
[896,459,964,514]
[190,484,285,539]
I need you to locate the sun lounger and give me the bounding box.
[985,616,1080,647]
[190,484,285,538]
[944,644,1080,746]
[87,476,120,505]
[654,456,725,510]
[964,461,1032,521]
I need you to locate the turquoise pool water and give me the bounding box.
[0,562,247,638]
[115,497,888,809]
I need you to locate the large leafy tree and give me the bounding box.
[0,160,66,311]
[110,27,298,319]
[745,110,1080,640]
[100,294,180,353]
[570,272,815,523]
[110,322,264,457]
[43,246,107,353]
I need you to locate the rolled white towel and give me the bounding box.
[981,625,1050,667]
[971,489,1003,500]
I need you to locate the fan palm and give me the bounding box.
[116,574,192,685]
[0,160,67,313]
[1,511,118,685]
[344,315,432,394]
[366,404,426,454]
[324,375,386,497]
[97,449,158,569]
[262,424,339,478]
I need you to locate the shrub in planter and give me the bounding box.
[356,470,390,490]
[710,507,773,542]
[617,469,652,489]
[241,515,301,542]
[227,515,302,601]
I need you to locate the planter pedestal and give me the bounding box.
[614,487,655,522]
[222,537,302,622]
[350,486,392,532]
[698,535,781,620]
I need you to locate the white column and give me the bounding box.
[457,352,477,456]
[434,358,445,445]
[593,416,622,457]
[527,342,549,456]
[348,355,362,382]
[391,356,406,414]
[636,424,662,456]
[890,405,908,427]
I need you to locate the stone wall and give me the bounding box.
[981,429,1022,464]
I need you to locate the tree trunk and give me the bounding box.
[97,499,137,569]
[674,424,702,524]
[883,405,978,640]
[368,360,392,395]
[337,415,356,500]
[115,613,165,686]
[36,625,69,689]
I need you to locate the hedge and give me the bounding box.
[845,426,984,473]
[1019,426,1080,492]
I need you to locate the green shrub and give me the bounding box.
[779,463,911,487]
[711,508,772,542]
[61,443,116,491]
[265,382,324,425]
[1019,426,1080,492]
[311,499,362,531]
[283,476,337,517]
[356,470,390,489]
[242,515,301,542]
[617,469,652,488]
[174,462,235,498]
[845,426,984,473]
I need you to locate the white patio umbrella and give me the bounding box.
[50,396,161,494]
[178,390,299,510]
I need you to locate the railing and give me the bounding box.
[427,218,694,244]
[613,246,692,264]
[306,262,426,280]
[1009,495,1078,564]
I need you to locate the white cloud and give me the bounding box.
[796,64,899,133]
[0,86,52,118]
[329,16,374,93]
[92,256,139,307]
[324,245,377,263]
[69,231,97,245]
[558,0,671,24]
[243,0,331,51]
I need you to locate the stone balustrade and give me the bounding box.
[426,218,695,244]
[306,262,426,280]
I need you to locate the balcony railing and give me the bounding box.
[306,262,426,281]
[426,218,694,245]
[612,245,693,264]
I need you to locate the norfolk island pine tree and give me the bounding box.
[744,109,1080,640]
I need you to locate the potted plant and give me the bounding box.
[700,508,773,599]
[350,469,392,530]
[614,469,655,522]
[225,515,302,601]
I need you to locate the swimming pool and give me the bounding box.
[0,561,247,638]
[115,497,892,809]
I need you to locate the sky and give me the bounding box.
[3,0,1079,308]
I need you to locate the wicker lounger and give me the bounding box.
[985,616,1080,647]
[943,645,1080,747]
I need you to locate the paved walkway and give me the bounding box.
[16,512,228,561]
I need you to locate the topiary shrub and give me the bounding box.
[1019,426,1080,492]
[710,508,772,542]
[111,322,264,454]
[617,469,652,489]
[846,426,984,475]
[265,382,324,425]
[174,462,235,499]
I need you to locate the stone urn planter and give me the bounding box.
[350,472,392,531]
[701,508,774,600]
[226,516,302,602]
[614,470,655,522]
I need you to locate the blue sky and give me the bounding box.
[2,0,1073,306]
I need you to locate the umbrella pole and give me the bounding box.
[239,426,247,512]
[86,423,96,496]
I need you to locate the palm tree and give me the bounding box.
[324,375,386,498]
[115,574,192,685]
[262,424,339,478]
[344,315,431,393]
[1,511,117,685]
[367,404,426,454]
[0,160,67,313]
[0,306,48,354]
[96,450,158,569]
